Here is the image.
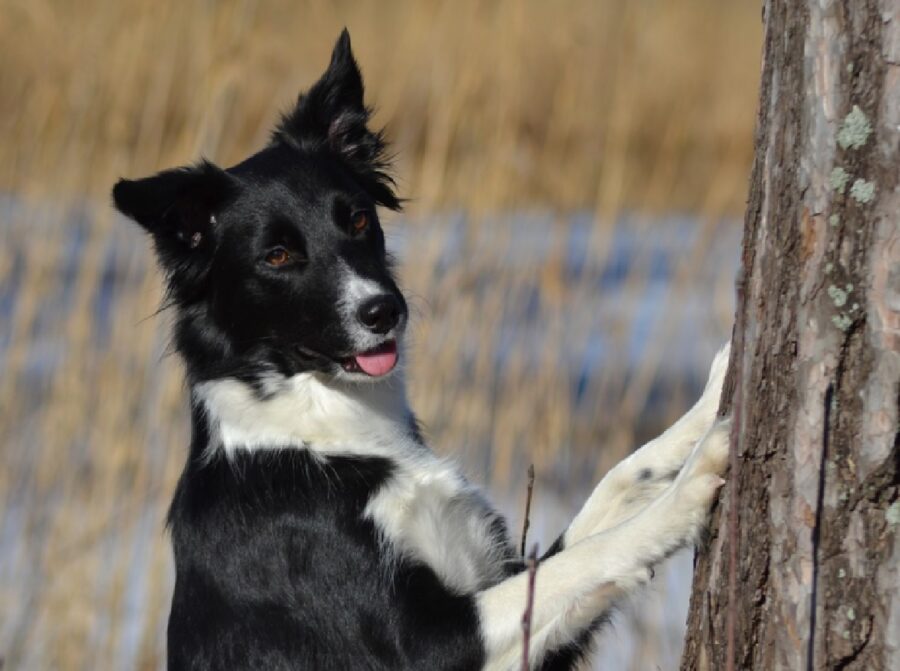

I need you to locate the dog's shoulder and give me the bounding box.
[366,449,519,593]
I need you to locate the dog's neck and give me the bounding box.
[193,370,419,459]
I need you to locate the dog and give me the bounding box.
[112,29,731,671]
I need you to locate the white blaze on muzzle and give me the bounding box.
[336,261,402,376]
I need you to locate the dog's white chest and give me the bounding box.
[365,456,510,594]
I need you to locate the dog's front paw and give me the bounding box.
[683,417,730,479]
[670,417,731,527]
[692,343,731,427]
[706,343,731,391]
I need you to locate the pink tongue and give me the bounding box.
[354,347,398,377]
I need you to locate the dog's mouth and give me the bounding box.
[340,340,399,377]
[293,340,400,378]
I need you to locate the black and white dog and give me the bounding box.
[113,30,731,671]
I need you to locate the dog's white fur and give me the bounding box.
[195,344,730,669]
[196,371,413,455]
[337,260,396,353]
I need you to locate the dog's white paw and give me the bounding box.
[636,343,730,481]
[691,343,730,426]
[706,343,731,391]
[685,417,731,477]
[670,417,731,519]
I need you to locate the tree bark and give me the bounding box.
[680,1,899,669]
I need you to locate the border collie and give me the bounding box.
[113,30,731,671]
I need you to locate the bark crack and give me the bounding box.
[807,383,833,670]
[833,615,874,670]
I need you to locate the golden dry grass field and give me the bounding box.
[0,0,760,211]
[1,1,760,668]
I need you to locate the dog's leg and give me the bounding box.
[478,418,730,670]
[556,344,730,548]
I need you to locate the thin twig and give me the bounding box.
[520,464,535,557]
[521,543,539,671]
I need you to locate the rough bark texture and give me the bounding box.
[680,1,899,669]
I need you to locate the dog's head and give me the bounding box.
[113,31,407,388]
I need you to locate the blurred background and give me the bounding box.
[0,1,760,668]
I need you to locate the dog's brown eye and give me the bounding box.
[265,247,291,267]
[351,211,369,234]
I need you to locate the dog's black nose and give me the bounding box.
[357,295,402,334]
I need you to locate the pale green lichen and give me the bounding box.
[887,501,900,525]
[847,607,856,621]
[829,213,840,227]
[828,285,849,307]
[842,630,851,640]
[837,105,872,150]
[830,167,850,193]
[850,178,875,203]
[846,283,854,292]
[838,568,847,579]
[832,314,852,331]
[850,302,859,312]
[825,262,834,274]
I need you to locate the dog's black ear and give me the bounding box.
[274,29,400,210]
[112,161,234,297]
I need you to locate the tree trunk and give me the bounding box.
[679,1,899,669]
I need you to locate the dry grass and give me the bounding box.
[1,0,759,213]
[0,1,759,669]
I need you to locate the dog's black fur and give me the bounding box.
[167,410,485,670]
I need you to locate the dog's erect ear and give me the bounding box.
[274,29,400,210]
[112,161,235,297]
